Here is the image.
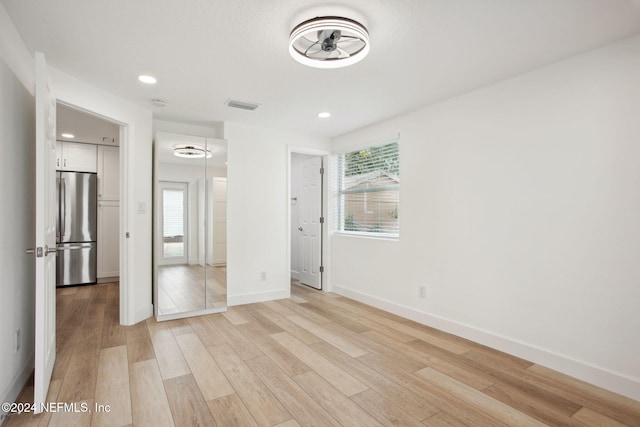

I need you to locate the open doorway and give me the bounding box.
[289,151,327,290]
[56,103,122,286]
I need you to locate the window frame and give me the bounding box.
[333,137,400,240]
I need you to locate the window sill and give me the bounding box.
[332,231,399,242]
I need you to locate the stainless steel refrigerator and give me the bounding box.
[56,171,97,286]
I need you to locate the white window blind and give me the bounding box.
[162,188,185,257]
[333,138,400,237]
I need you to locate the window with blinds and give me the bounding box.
[162,188,186,257]
[334,139,399,237]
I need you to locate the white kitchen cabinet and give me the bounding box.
[97,145,120,201]
[56,141,97,172]
[97,201,119,278]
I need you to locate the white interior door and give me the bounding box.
[298,157,323,289]
[34,52,57,412]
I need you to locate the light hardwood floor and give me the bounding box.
[157,265,227,315]
[5,282,640,426]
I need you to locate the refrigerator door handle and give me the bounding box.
[56,176,60,241]
[58,245,88,250]
[60,177,65,240]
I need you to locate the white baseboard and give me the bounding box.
[332,284,640,401]
[1,353,33,423]
[97,276,119,284]
[228,289,290,306]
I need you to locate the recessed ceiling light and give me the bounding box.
[61,133,75,138]
[138,75,157,84]
[289,16,370,68]
[317,112,331,118]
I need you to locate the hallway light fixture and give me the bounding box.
[173,145,213,159]
[289,16,370,68]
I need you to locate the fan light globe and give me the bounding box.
[289,16,370,69]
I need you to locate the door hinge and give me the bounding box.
[319,266,324,273]
[319,216,324,224]
[126,232,130,238]
[320,167,325,175]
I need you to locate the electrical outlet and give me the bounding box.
[418,285,426,299]
[260,271,267,281]
[15,329,21,352]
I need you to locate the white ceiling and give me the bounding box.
[3,0,640,139]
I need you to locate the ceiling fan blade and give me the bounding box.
[297,35,318,51]
[335,47,351,59]
[339,35,362,40]
[304,41,321,55]
[337,38,365,53]
[312,49,332,59]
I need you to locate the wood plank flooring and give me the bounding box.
[5,282,640,426]
[157,264,227,315]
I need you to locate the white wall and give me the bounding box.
[51,69,154,325]
[0,4,33,93]
[0,56,35,419]
[154,119,223,139]
[224,123,330,305]
[331,34,640,400]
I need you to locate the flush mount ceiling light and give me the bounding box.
[317,112,331,118]
[61,133,75,138]
[289,16,370,68]
[173,144,213,159]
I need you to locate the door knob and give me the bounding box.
[45,245,58,256]
[298,226,303,231]
[26,248,35,255]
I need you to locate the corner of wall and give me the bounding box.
[0,3,34,93]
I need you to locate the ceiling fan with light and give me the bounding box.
[289,16,370,68]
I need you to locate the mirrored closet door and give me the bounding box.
[154,132,227,320]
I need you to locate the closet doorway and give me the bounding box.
[290,150,328,290]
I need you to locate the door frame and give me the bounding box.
[287,146,331,293]
[55,100,131,324]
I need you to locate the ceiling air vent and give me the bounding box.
[226,99,261,111]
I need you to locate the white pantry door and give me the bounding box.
[298,156,322,289]
[34,52,57,412]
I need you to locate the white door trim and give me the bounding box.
[287,146,331,293]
